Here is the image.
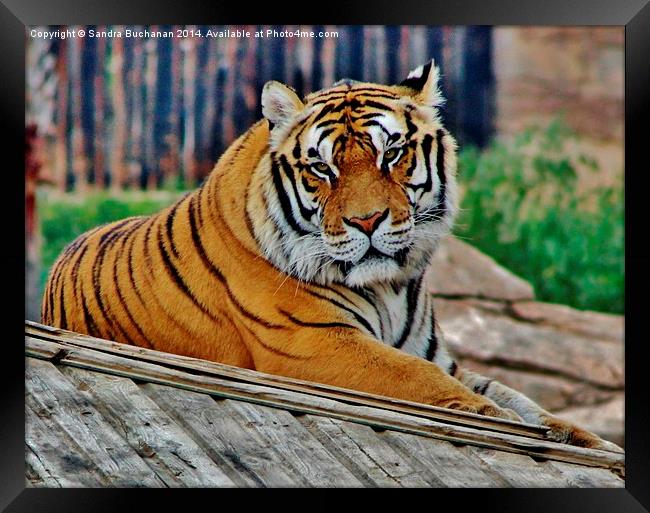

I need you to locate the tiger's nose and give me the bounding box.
[343,209,389,235]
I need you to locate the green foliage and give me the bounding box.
[38,190,185,287]
[454,119,623,313]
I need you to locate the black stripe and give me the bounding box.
[406,134,434,195]
[399,61,433,91]
[48,238,82,322]
[70,244,89,320]
[127,221,149,309]
[165,200,182,259]
[301,176,318,193]
[434,129,447,213]
[354,92,401,100]
[361,119,394,139]
[305,289,378,338]
[143,220,155,272]
[332,133,349,154]
[196,184,205,226]
[279,155,317,222]
[404,110,418,140]
[112,227,152,347]
[312,102,337,123]
[475,380,493,396]
[449,361,458,377]
[81,292,100,337]
[353,112,385,120]
[156,222,221,323]
[92,227,133,342]
[243,184,258,241]
[362,99,394,112]
[188,198,286,331]
[270,154,311,236]
[393,276,423,349]
[315,118,343,129]
[318,283,374,310]
[240,323,308,361]
[280,309,357,331]
[90,230,123,340]
[58,270,68,330]
[292,139,302,159]
[317,127,336,146]
[99,219,133,245]
[310,87,398,103]
[424,312,438,361]
[311,94,347,105]
[290,121,311,159]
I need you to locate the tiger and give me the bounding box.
[42,60,620,452]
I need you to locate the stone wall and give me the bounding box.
[492,27,624,189]
[426,236,624,446]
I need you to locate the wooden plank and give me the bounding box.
[379,431,508,487]
[25,358,165,487]
[25,403,107,487]
[59,366,235,487]
[24,335,60,359]
[297,415,432,487]
[223,401,363,487]
[24,336,624,472]
[462,445,573,487]
[141,383,302,487]
[546,461,624,488]
[25,322,549,440]
[25,445,62,488]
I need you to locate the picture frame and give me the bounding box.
[4,0,648,508]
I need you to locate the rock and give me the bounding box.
[554,397,624,447]
[425,238,624,446]
[426,236,534,301]
[510,300,623,343]
[434,298,623,389]
[452,358,617,412]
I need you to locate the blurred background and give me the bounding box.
[25,25,624,443]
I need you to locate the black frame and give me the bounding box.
[4,0,649,510]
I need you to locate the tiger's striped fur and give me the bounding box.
[41,61,620,451]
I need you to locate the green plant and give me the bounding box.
[454,119,623,313]
[38,190,186,289]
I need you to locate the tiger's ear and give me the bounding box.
[399,60,444,108]
[261,81,305,130]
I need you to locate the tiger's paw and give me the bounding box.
[541,415,623,453]
[444,400,523,422]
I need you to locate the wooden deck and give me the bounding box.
[25,321,625,488]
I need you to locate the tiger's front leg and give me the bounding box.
[253,326,519,421]
[456,367,623,452]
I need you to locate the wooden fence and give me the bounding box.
[26,25,494,192]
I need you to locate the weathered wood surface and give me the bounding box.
[25,359,165,487]
[462,445,573,487]
[25,322,626,488]
[59,366,235,487]
[24,333,624,473]
[297,415,433,487]
[378,431,509,487]
[223,401,362,487]
[25,406,103,488]
[142,384,304,487]
[546,460,624,487]
[25,321,548,439]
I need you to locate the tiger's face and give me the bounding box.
[261,61,458,287]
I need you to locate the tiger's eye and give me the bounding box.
[313,162,330,173]
[384,148,399,161]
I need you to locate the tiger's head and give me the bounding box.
[259,60,458,288]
